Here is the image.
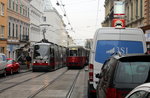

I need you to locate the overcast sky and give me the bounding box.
[50,0,105,40]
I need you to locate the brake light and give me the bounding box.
[89,64,93,81]
[106,88,116,98]
[106,88,127,98]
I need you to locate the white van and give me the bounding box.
[88,27,147,97]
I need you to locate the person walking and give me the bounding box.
[26,54,32,69]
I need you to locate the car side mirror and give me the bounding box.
[96,73,103,79]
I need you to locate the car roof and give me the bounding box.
[134,83,150,90]
[6,58,13,60]
[112,53,150,60]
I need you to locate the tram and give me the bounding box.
[66,45,89,69]
[32,39,67,71]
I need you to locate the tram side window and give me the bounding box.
[70,50,77,56]
[78,49,82,56]
[50,47,54,57]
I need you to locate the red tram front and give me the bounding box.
[66,46,88,69]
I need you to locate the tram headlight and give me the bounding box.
[44,61,48,63]
[33,61,37,63]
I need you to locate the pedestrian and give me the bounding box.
[26,54,32,69]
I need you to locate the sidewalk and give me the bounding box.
[20,64,32,73]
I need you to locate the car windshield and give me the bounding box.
[7,60,13,64]
[115,61,150,83]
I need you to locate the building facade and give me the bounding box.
[102,0,115,27]
[42,8,69,47]
[0,0,8,54]
[29,0,73,47]
[29,0,44,46]
[125,0,145,28]
[102,0,145,28]
[142,0,150,48]
[7,0,30,59]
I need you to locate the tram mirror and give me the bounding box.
[35,45,39,50]
[91,50,95,53]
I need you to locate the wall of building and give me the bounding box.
[0,0,8,54]
[7,0,30,59]
[29,0,44,45]
[42,8,68,47]
[125,0,145,28]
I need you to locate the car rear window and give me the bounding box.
[115,61,150,84]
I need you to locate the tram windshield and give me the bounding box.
[33,45,49,59]
[69,50,78,56]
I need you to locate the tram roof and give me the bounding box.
[68,45,84,48]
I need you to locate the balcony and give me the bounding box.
[20,35,29,42]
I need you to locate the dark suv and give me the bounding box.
[96,54,150,98]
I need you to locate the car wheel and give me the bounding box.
[17,68,20,73]
[10,68,13,75]
[3,69,6,77]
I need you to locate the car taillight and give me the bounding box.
[106,88,116,98]
[106,88,127,98]
[89,64,93,81]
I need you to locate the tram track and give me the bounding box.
[28,69,68,98]
[28,69,81,98]
[0,72,47,93]
[0,71,32,83]
[0,67,68,98]
[66,70,81,98]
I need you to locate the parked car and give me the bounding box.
[96,54,150,98]
[125,83,150,98]
[0,53,7,76]
[6,58,20,74]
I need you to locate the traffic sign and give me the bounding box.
[112,19,125,28]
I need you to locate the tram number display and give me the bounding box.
[70,48,78,50]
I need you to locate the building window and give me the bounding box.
[1,3,4,16]
[0,26,4,38]
[0,47,4,53]
[20,6,22,14]
[16,3,18,12]
[12,23,14,37]
[131,2,133,20]
[26,27,27,35]
[28,8,29,18]
[9,22,11,37]
[28,28,29,36]
[16,24,18,38]
[9,0,11,8]
[13,1,15,10]
[23,8,25,16]
[20,25,22,39]
[43,16,46,22]
[136,0,138,18]
[23,27,24,37]
[140,0,143,18]
[127,6,129,21]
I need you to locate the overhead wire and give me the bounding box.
[56,0,75,33]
